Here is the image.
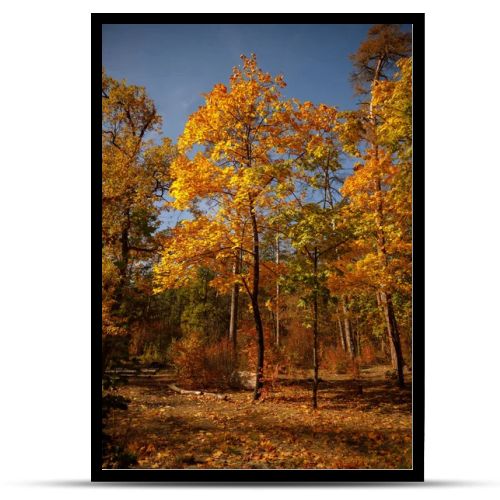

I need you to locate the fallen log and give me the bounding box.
[167,383,229,401]
[167,384,202,395]
[105,368,138,376]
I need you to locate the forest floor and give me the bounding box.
[103,365,412,469]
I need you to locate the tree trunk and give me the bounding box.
[343,296,361,390]
[376,291,391,364]
[250,207,264,400]
[355,319,362,357]
[251,293,265,401]
[374,209,400,374]
[342,296,355,359]
[229,252,241,352]
[275,233,281,348]
[380,333,386,359]
[380,291,405,387]
[389,335,398,368]
[337,317,346,352]
[369,56,405,388]
[120,227,129,278]
[312,248,319,409]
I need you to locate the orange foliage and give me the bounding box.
[169,332,237,390]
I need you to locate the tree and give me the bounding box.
[350,24,412,96]
[276,101,344,408]
[102,68,175,369]
[334,25,412,387]
[154,55,295,399]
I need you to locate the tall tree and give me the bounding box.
[277,101,344,408]
[335,25,412,387]
[154,55,295,400]
[101,69,174,368]
[350,24,412,96]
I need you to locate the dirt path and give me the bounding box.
[103,365,412,469]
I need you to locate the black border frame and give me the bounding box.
[92,13,424,483]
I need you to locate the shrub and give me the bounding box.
[169,332,205,385]
[238,326,284,395]
[203,339,237,388]
[169,332,237,390]
[282,326,313,369]
[360,344,377,366]
[322,347,350,374]
[140,342,169,367]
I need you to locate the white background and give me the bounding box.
[1,1,499,499]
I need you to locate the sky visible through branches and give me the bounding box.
[102,23,412,229]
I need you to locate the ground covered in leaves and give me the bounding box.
[103,365,412,469]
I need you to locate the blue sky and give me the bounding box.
[102,24,411,140]
[102,24,411,228]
